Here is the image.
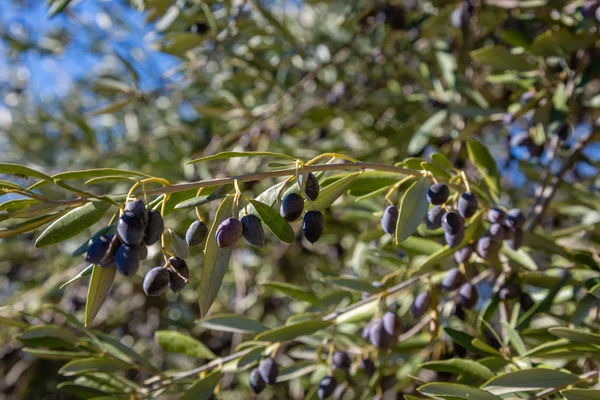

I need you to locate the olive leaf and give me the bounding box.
[199,196,234,317]
[36,201,113,247]
[85,265,116,327]
[395,178,429,244]
[248,199,294,243]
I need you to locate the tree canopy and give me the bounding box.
[1,0,600,399]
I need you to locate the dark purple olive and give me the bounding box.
[143,267,170,296]
[457,192,478,218]
[215,217,243,248]
[381,205,398,234]
[425,206,444,230]
[427,183,449,205]
[459,283,478,309]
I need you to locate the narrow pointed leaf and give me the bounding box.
[418,382,501,400]
[59,357,131,376]
[261,281,321,305]
[174,194,229,209]
[255,319,331,342]
[199,196,233,316]
[85,265,116,327]
[0,163,53,182]
[180,370,221,400]
[187,151,295,164]
[310,173,359,211]
[249,199,294,243]
[420,359,494,382]
[197,314,268,333]
[35,201,112,247]
[0,211,67,239]
[155,330,216,359]
[562,389,600,400]
[61,264,95,289]
[395,178,429,243]
[466,138,500,199]
[482,369,579,395]
[548,327,600,346]
[16,325,78,348]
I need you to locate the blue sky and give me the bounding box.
[0,0,180,103]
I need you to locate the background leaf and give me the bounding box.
[155,330,216,359]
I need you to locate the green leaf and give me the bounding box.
[261,281,321,305]
[323,277,380,293]
[470,45,534,71]
[310,173,359,211]
[345,171,403,196]
[420,359,494,382]
[248,199,294,243]
[0,198,39,213]
[196,314,268,334]
[0,179,25,190]
[418,382,501,400]
[60,264,94,289]
[187,151,295,165]
[277,362,319,383]
[55,383,107,398]
[160,33,208,56]
[502,322,527,356]
[0,316,29,328]
[35,201,112,247]
[199,196,234,317]
[242,181,287,216]
[444,327,498,357]
[502,243,537,270]
[48,0,74,17]
[531,29,599,57]
[255,319,331,342]
[421,161,452,180]
[0,162,53,182]
[85,265,116,327]
[87,96,137,116]
[0,211,67,239]
[54,168,151,183]
[395,178,429,243]
[16,325,78,348]
[589,283,600,300]
[517,273,570,330]
[562,389,600,400]
[59,357,131,377]
[466,138,500,200]
[414,211,484,272]
[430,153,454,169]
[482,369,579,395]
[95,332,156,371]
[174,194,229,209]
[164,228,189,259]
[548,327,600,346]
[180,370,221,400]
[408,110,448,154]
[155,330,216,359]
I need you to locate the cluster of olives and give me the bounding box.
[249,351,375,399]
[86,199,163,276]
[362,310,403,350]
[249,357,278,394]
[84,199,192,296]
[184,173,325,250]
